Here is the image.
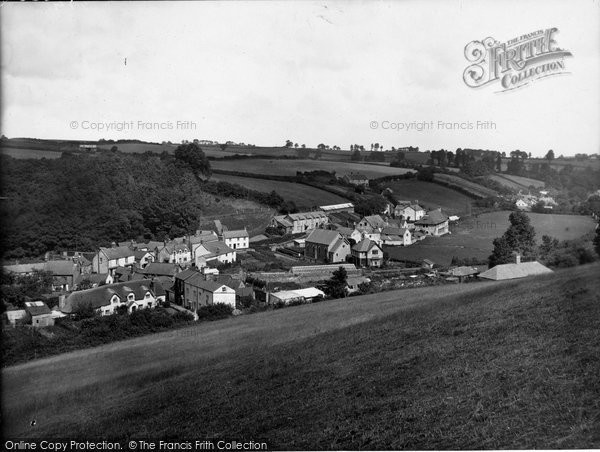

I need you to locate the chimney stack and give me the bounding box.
[515,253,521,265]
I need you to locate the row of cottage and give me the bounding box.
[272,202,450,267]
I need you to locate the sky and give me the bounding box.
[1,0,599,157]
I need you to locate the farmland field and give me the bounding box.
[3,264,599,448]
[386,211,597,265]
[487,174,545,190]
[211,158,415,178]
[0,147,63,159]
[434,173,498,198]
[209,174,349,208]
[381,180,473,216]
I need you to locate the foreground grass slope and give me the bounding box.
[3,265,599,449]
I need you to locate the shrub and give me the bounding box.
[196,303,234,321]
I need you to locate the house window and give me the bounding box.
[128,293,135,301]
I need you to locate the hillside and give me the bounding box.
[3,264,599,448]
[0,152,268,258]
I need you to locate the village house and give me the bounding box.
[271,211,329,234]
[92,245,136,275]
[329,224,363,244]
[305,229,351,264]
[156,241,191,265]
[24,301,54,328]
[182,274,236,311]
[380,227,412,246]
[351,238,383,268]
[422,259,435,270]
[133,250,155,269]
[356,215,388,233]
[415,209,449,236]
[4,309,27,327]
[172,267,199,306]
[194,241,237,266]
[343,172,369,187]
[394,203,425,221]
[222,229,249,250]
[515,199,530,210]
[60,279,164,316]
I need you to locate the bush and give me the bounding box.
[196,303,234,321]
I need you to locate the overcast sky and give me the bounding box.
[2,0,599,156]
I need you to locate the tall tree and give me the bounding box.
[489,211,537,266]
[324,266,348,299]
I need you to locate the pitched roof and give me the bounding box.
[479,261,553,280]
[202,241,235,256]
[214,275,245,289]
[44,260,77,276]
[352,238,380,253]
[100,246,135,260]
[449,266,481,277]
[133,250,153,259]
[273,216,293,227]
[174,268,200,281]
[223,229,249,239]
[24,301,52,316]
[142,262,179,276]
[381,227,409,236]
[61,279,157,313]
[306,229,342,246]
[3,262,45,274]
[288,211,327,221]
[415,209,448,225]
[186,274,233,292]
[361,215,387,229]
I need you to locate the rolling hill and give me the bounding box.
[3,264,599,449]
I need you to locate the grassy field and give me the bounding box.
[386,211,597,265]
[3,264,599,448]
[434,173,499,198]
[211,158,414,178]
[209,174,349,208]
[487,174,545,190]
[0,147,63,159]
[382,180,473,216]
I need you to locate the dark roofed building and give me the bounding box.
[305,229,351,263]
[415,209,449,236]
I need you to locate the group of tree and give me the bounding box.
[1,270,54,308]
[488,211,599,268]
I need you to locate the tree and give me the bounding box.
[174,143,211,178]
[488,211,536,266]
[545,149,555,161]
[594,224,600,257]
[285,140,293,148]
[324,266,348,299]
[351,149,362,161]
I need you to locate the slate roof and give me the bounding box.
[44,260,77,276]
[381,227,409,236]
[142,262,179,276]
[100,246,136,260]
[318,203,354,211]
[361,215,387,229]
[352,238,380,253]
[202,241,235,256]
[223,229,249,239]
[306,229,342,246]
[185,274,233,292]
[174,268,200,281]
[415,209,448,225]
[449,266,481,277]
[479,261,553,281]
[288,211,328,221]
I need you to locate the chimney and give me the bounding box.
[515,253,521,265]
[111,242,117,248]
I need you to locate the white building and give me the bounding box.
[183,275,236,310]
[222,229,249,250]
